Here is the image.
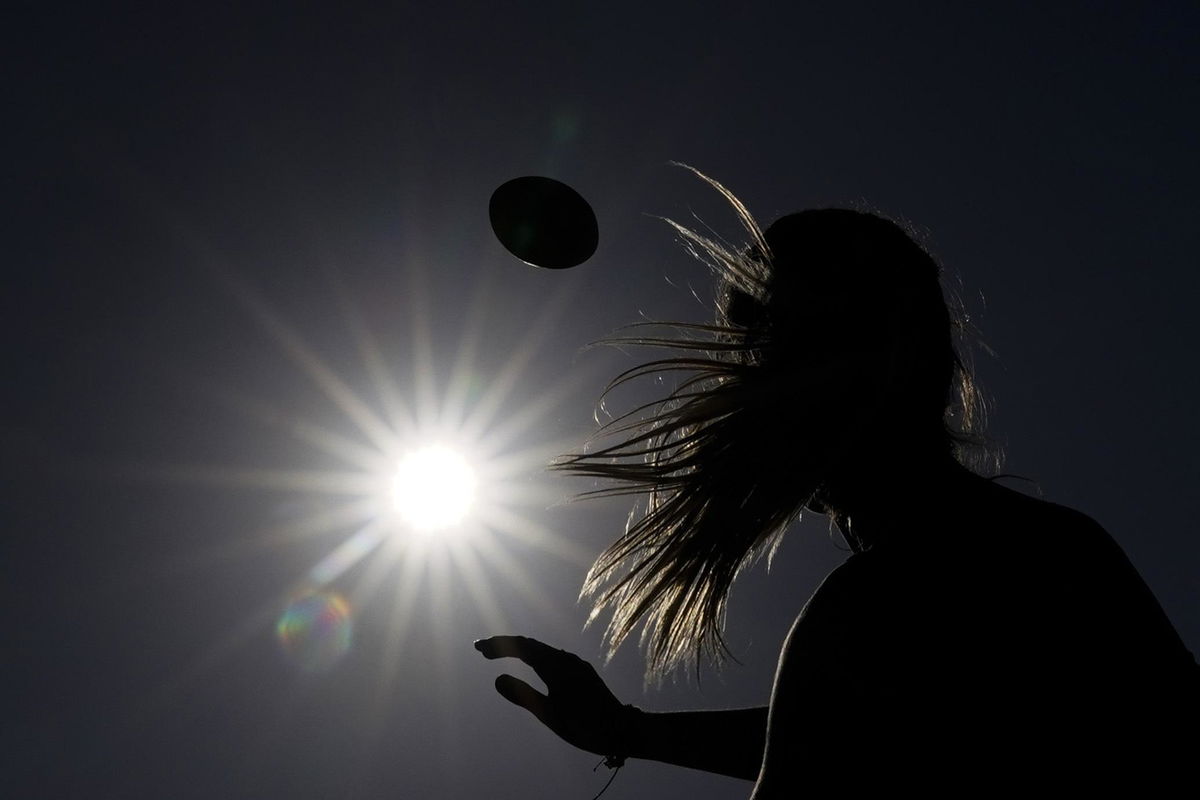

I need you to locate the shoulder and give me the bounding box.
[960,482,1197,687]
[953,475,1110,552]
[768,549,907,716]
[987,484,1157,599]
[775,550,888,671]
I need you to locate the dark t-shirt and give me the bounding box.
[755,481,1197,795]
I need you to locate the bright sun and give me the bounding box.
[190,260,595,678]
[392,445,477,532]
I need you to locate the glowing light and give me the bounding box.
[276,591,353,673]
[393,445,477,531]
[157,260,594,699]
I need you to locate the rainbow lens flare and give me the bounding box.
[275,591,353,673]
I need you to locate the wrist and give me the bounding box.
[615,703,645,760]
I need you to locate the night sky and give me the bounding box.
[5,3,1198,798]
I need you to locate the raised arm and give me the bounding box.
[475,635,766,780]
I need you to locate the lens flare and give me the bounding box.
[276,591,353,673]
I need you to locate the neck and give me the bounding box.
[818,450,972,551]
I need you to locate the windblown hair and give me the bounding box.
[555,168,988,679]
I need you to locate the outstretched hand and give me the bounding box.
[475,635,636,759]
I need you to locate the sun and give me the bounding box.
[158,253,603,686]
[392,445,477,532]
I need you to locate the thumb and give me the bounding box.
[495,674,554,726]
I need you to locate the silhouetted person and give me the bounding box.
[477,173,1198,794]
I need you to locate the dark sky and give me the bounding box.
[5,2,1198,798]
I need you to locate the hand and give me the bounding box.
[475,635,637,758]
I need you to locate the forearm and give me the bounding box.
[624,706,767,780]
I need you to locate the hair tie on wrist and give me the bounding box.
[589,755,625,799]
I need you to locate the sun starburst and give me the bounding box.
[123,251,607,706]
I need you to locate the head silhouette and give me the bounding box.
[558,172,984,679]
[724,210,970,478]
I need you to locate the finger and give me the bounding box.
[494,674,555,726]
[475,635,562,674]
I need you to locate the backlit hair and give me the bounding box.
[555,167,988,679]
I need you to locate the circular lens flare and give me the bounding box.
[276,591,353,673]
[393,445,476,531]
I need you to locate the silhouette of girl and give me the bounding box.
[477,171,1197,794]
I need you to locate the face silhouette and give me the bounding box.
[731,211,951,501]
